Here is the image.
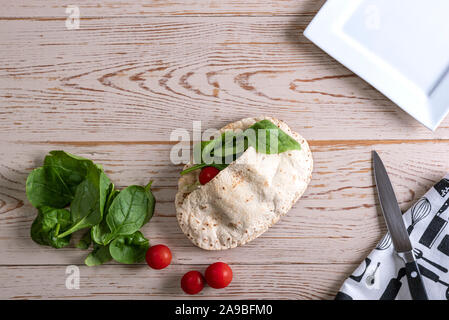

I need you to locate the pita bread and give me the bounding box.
[175,116,313,250]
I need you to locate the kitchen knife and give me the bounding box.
[372,151,429,300]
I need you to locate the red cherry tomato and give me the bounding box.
[199,167,220,185]
[145,244,172,270]
[205,262,233,289]
[181,271,205,295]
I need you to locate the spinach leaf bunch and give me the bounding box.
[26,151,155,266]
[181,119,301,175]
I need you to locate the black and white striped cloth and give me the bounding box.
[336,176,449,300]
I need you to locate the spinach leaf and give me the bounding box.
[26,151,93,209]
[43,150,93,187]
[105,183,154,240]
[180,163,228,175]
[30,206,72,248]
[85,244,113,267]
[247,119,301,154]
[75,229,92,250]
[104,183,119,213]
[180,119,301,175]
[91,219,112,246]
[143,181,155,225]
[92,182,154,245]
[26,150,155,268]
[198,131,246,164]
[91,184,119,246]
[180,134,244,175]
[109,231,149,264]
[57,166,111,238]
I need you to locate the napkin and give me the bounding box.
[336,175,449,300]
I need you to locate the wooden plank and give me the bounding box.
[0,264,352,300]
[3,0,443,302]
[1,17,448,141]
[1,140,448,265]
[0,0,326,18]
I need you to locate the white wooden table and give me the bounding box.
[1,0,449,299]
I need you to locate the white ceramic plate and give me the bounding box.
[304,0,449,130]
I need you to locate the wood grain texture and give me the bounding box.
[0,264,353,300]
[1,0,448,300]
[1,17,448,142]
[0,0,326,17]
[0,141,447,266]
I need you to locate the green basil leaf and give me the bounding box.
[109,231,149,264]
[85,244,112,267]
[105,184,154,239]
[26,151,94,209]
[57,166,111,238]
[75,229,92,250]
[30,206,72,248]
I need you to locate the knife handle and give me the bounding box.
[405,260,429,300]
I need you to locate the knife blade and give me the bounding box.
[372,151,412,253]
[372,151,428,300]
